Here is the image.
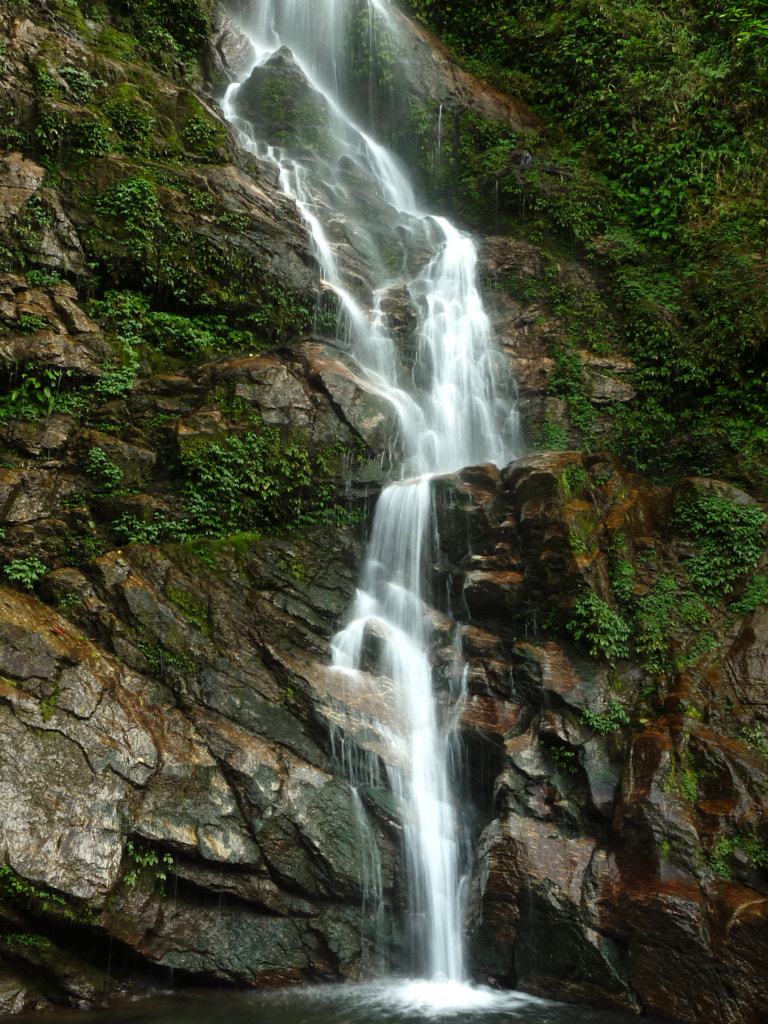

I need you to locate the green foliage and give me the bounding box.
[0,365,74,422]
[123,839,174,896]
[538,419,569,451]
[32,60,60,97]
[609,534,635,604]
[406,0,768,491]
[40,683,61,722]
[567,590,630,663]
[95,176,161,234]
[3,557,47,590]
[340,1,399,137]
[180,428,313,534]
[665,754,699,804]
[34,108,113,161]
[107,0,210,76]
[89,291,144,395]
[25,269,64,287]
[15,312,46,334]
[89,290,254,362]
[136,640,193,678]
[633,575,681,674]
[0,865,69,910]
[183,114,220,158]
[2,932,51,951]
[709,831,768,879]
[548,348,596,446]
[542,739,579,774]
[94,361,138,398]
[85,447,124,494]
[112,512,193,545]
[731,573,768,616]
[143,311,217,355]
[672,488,766,600]
[739,721,768,758]
[581,701,630,735]
[59,65,104,103]
[105,99,156,154]
[560,462,587,493]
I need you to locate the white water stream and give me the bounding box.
[222,0,520,989]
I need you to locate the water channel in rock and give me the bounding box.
[221,0,517,995]
[215,0,621,1016]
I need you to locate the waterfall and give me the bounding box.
[223,0,520,986]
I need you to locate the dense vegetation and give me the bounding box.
[0,0,368,568]
[403,0,768,492]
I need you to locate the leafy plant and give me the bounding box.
[95,177,161,234]
[0,365,74,422]
[609,534,635,604]
[0,865,68,909]
[567,590,630,663]
[25,268,63,287]
[112,512,193,545]
[539,419,569,451]
[581,702,630,734]
[542,739,579,774]
[548,348,597,447]
[709,831,768,879]
[123,839,174,897]
[672,488,766,600]
[105,100,156,154]
[85,447,123,494]
[59,65,103,102]
[180,427,313,534]
[93,360,138,398]
[731,573,768,616]
[3,556,47,590]
[183,114,219,157]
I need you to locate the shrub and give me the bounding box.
[567,590,630,663]
[4,556,47,590]
[672,488,766,601]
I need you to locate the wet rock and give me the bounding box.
[383,7,540,134]
[0,970,52,1014]
[427,451,768,1021]
[0,274,110,374]
[299,340,399,457]
[0,156,87,275]
[205,6,257,96]
[197,353,313,427]
[232,47,332,154]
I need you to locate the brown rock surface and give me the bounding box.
[427,452,768,1023]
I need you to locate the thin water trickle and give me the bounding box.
[222,0,522,992]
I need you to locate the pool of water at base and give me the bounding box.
[13,980,651,1024]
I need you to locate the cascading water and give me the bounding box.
[222,0,520,991]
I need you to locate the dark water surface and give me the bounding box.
[14,981,646,1024]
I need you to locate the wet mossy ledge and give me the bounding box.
[0,0,768,1021]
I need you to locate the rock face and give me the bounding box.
[426,452,768,1023]
[477,237,635,451]
[0,527,406,1007]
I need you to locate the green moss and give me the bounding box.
[95,26,138,61]
[664,754,699,804]
[40,684,61,722]
[165,582,210,634]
